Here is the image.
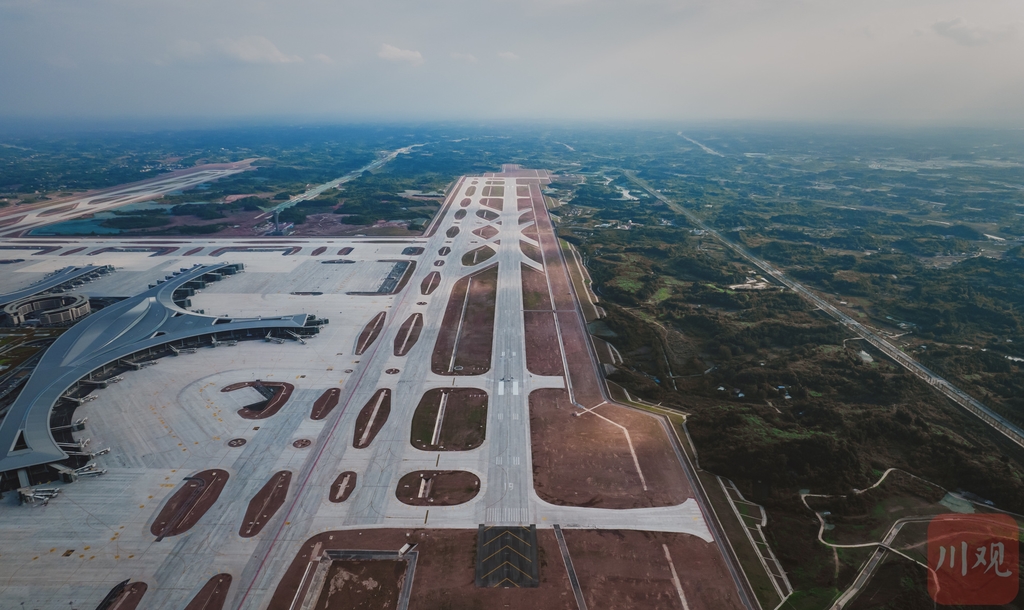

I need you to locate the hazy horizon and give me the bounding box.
[1,0,1022,127]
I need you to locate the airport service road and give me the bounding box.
[0,175,715,609]
[0,162,254,237]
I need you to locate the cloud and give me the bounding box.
[218,36,302,64]
[498,51,519,60]
[170,39,203,60]
[311,53,334,64]
[933,18,1014,47]
[451,52,478,63]
[378,43,424,65]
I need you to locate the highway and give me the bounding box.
[625,172,1024,450]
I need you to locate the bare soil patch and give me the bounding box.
[354,311,386,355]
[311,246,327,256]
[524,312,563,377]
[240,470,291,538]
[431,264,498,375]
[394,313,424,356]
[446,226,460,238]
[184,574,232,610]
[222,381,295,420]
[396,470,480,506]
[314,559,407,610]
[465,186,477,197]
[481,198,503,211]
[527,184,606,405]
[519,210,535,224]
[481,186,505,197]
[517,185,530,197]
[454,209,467,219]
[102,582,147,610]
[338,247,354,255]
[438,246,451,255]
[518,198,532,211]
[420,271,441,295]
[410,388,488,451]
[460,198,472,208]
[565,530,743,610]
[521,264,563,376]
[529,389,691,508]
[521,240,543,265]
[151,469,229,538]
[472,225,499,240]
[476,209,499,221]
[461,245,495,267]
[184,247,202,256]
[521,263,552,310]
[268,529,574,610]
[329,472,357,503]
[353,389,391,449]
[311,388,340,420]
[522,223,538,241]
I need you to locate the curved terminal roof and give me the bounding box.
[0,263,322,473]
[0,265,107,308]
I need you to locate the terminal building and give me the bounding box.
[0,263,327,492]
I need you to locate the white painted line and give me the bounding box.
[499,381,505,396]
[512,381,519,395]
[357,391,388,448]
[587,409,648,491]
[430,392,449,446]
[663,544,691,610]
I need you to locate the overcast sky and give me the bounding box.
[0,0,1021,125]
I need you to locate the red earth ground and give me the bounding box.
[222,381,295,420]
[352,389,391,449]
[310,388,340,421]
[150,469,230,537]
[354,311,386,355]
[329,472,357,503]
[394,313,424,356]
[409,388,488,451]
[521,264,564,376]
[239,470,291,538]
[183,574,232,610]
[395,471,480,506]
[430,265,497,375]
[528,388,691,509]
[267,529,575,610]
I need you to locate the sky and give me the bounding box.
[0,0,1022,125]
